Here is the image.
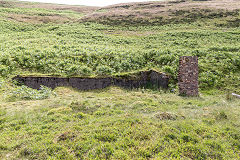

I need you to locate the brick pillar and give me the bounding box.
[178,56,199,96]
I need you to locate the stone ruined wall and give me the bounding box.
[113,70,169,89]
[178,56,199,96]
[13,70,169,91]
[12,76,113,90]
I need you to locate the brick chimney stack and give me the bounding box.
[178,56,199,96]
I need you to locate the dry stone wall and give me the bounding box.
[178,56,199,96]
[13,70,169,90]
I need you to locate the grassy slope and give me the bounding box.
[0,0,240,91]
[0,87,240,159]
[82,0,240,26]
[0,0,240,159]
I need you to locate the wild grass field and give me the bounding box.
[0,0,240,159]
[0,86,240,159]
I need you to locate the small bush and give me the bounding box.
[75,112,87,119]
[8,85,55,101]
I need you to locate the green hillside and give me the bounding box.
[0,0,240,159]
[0,0,240,91]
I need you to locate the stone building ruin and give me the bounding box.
[13,56,199,96]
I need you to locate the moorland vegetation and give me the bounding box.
[0,0,240,159]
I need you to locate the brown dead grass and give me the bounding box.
[81,0,240,25]
[0,0,97,24]
[103,0,240,11]
[17,2,99,14]
[6,13,73,24]
[104,30,156,37]
[0,0,98,14]
[0,1,13,8]
[1,0,240,26]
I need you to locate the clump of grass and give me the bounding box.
[69,100,99,114]
[215,111,228,120]
[75,112,87,119]
[47,106,72,115]
[154,112,178,120]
